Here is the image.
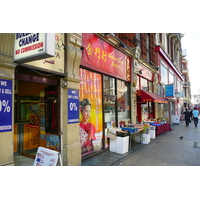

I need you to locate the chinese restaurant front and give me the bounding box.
[79,33,133,159]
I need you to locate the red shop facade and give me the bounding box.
[136,63,168,122]
[79,33,132,158]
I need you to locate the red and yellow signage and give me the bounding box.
[81,33,131,82]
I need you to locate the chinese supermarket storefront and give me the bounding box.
[80,33,131,158]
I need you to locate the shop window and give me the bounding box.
[117,80,130,124]
[103,76,115,95]
[141,77,148,91]
[161,64,168,85]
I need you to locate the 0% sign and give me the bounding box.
[69,103,78,111]
[0,100,11,113]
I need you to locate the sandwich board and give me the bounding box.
[33,147,62,166]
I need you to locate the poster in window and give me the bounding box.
[79,69,103,157]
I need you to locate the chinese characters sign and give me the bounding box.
[0,79,12,132]
[81,33,131,82]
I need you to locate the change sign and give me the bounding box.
[0,79,12,132]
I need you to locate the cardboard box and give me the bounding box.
[141,133,150,144]
[150,129,156,139]
[116,136,129,154]
[109,136,129,154]
[109,139,117,152]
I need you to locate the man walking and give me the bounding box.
[184,108,191,126]
[192,107,199,127]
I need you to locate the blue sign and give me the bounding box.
[0,79,12,132]
[165,84,174,97]
[68,89,79,124]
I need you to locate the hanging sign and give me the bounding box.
[165,84,174,98]
[14,33,55,63]
[68,89,79,124]
[0,79,12,132]
[33,147,62,166]
[81,33,131,82]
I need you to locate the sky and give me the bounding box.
[181,33,200,99]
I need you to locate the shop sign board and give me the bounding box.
[33,147,62,166]
[14,33,55,63]
[165,84,174,98]
[25,33,65,75]
[175,91,184,97]
[68,89,79,124]
[0,79,12,132]
[81,33,131,82]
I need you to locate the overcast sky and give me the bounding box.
[181,33,200,98]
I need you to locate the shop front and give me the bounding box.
[156,46,184,124]
[135,63,166,122]
[80,33,131,158]
[13,33,65,162]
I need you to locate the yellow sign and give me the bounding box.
[25,33,65,75]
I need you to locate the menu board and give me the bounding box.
[23,124,40,150]
[45,86,58,133]
[33,147,62,166]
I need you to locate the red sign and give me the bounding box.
[81,33,131,82]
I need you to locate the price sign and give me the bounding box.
[0,79,12,132]
[68,89,79,124]
[33,147,62,166]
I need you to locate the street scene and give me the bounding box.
[0,33,199,168]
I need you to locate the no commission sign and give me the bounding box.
[14,33,55,63]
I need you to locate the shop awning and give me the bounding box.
[137,90,168,104]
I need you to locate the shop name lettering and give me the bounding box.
[0,81,11,94]
[86,43,122,69]
[15,33,43,55]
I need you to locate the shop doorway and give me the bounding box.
[14,69,60,165]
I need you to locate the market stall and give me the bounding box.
[144,119,172,137]
[107,122,151,154]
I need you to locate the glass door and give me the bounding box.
[103,75,117,148]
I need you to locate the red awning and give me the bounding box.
[137,90,168,104]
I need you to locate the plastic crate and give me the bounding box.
[121,127,138,133]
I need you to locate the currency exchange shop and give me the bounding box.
[79,33,131,158]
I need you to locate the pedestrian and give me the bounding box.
[183,108,191,126]
[192,107,199,127]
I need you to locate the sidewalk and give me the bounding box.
[82,120,200,166]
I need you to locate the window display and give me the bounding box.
[79,68,103,157]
